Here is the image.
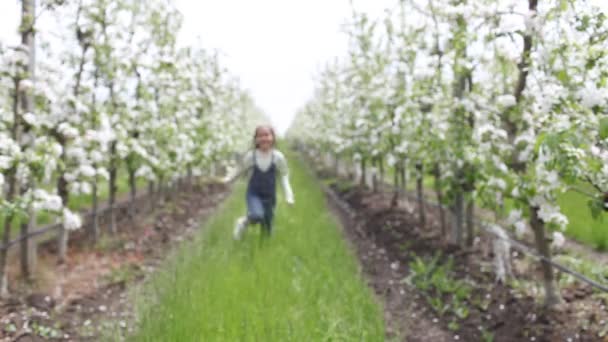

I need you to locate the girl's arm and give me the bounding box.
[222,151,253,184]
[276,151,295,204]
[281,175,295,205]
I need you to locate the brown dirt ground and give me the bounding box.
[0,182,229,342]
[323,177,608,342]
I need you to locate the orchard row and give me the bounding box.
[0,0,263,296]
[289,0,608,307]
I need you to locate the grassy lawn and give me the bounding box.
[384,167,606,250]
[558,190,607,251]
[129,153,385,341]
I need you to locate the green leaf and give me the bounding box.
[556,69,569,84]
[534,132,547,153]
[588,199,603,220]
[599,117,608,140]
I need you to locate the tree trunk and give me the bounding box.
[148,181,155,212]
[0,175,17,297]
[20,180,37,280]
[465,198,475,247]
[108,141,118,234]
[415,162,426,228]
[57,170,68,262]
[14,0,36,283]
[170,179,177,203]
[378,155,385,185]
[57,143,69,264]
[451,189,464,246]
[91,178,99,243]
[158,177,165,206]
[530,205,562,307]
[400,160,406,194]
[433,164,447,239]
[128,165,137,221]
[1,78,22,297]
[360,158,367,188]
[334,154,339,176]
[372,158,378,193]
[391,164,399,208]
[186,167,193,188]
[20,215,37,280]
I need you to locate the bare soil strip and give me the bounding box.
[322,175,607,342]
[0,182,229,342]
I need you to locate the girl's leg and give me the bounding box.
[233,216,248,240]
[260,201,275,236]
[234,193,265,240]
[246,193,266,225]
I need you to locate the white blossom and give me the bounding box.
[32,190,62,212]
[577,82,606,108]
[63,209,82,231]
[551,231,565,249]
[18,79,34,91]
[496,95,516,108]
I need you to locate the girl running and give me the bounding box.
[223,125,295,239]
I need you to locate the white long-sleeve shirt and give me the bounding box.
[227,149,294,203]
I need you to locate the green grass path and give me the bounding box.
[131,154,385,341]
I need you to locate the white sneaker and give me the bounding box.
[233,217,248,240]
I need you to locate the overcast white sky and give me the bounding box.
[174,0,393,134]
[1,0,607,134]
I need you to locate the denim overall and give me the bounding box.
[246,150,276,235]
